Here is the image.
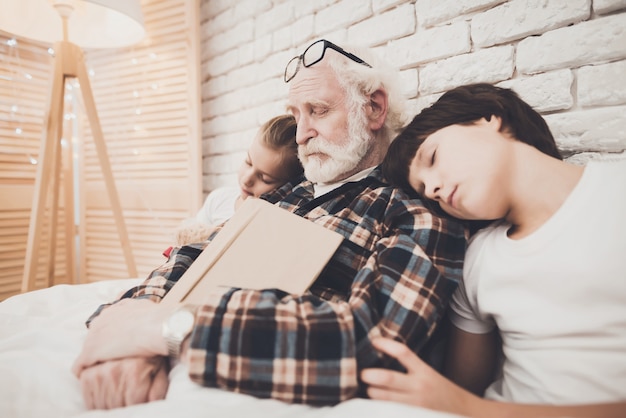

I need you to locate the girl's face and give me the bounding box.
[238,134,291,200]
[407,117,514,221]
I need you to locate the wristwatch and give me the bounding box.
[162,306,195,360]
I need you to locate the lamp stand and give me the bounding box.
[21,40,138,293]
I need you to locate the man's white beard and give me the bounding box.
[298,109,372,184]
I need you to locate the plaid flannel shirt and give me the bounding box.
[89,166,467,405]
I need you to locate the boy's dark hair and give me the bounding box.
[260,114,303,179]
[382,83,562,192]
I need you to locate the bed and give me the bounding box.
[0,278,464,418]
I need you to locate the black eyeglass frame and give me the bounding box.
[284,39,372,83]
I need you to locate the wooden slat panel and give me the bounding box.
[0,0,201,300]
[78,0,200,284]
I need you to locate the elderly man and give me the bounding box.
[72,39,467,409]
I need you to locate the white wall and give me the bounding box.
[199,0,626,196]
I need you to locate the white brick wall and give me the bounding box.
[199,0,626,193]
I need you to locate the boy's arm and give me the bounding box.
[361,338,626,418]
[444,323,499,396]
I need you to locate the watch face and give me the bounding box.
[168,308,195,337]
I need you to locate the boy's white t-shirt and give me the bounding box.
[449,160,626,404]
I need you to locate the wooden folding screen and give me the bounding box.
[0,0,201,300]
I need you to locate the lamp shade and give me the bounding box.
[0,0,145,49]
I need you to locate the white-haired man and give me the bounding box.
[72,39,467,409]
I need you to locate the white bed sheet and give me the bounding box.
[0,279,465,418]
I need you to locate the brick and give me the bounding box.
[314,29,349,44]
[234,0,273,22]
[202,75,229,99]
[566,151,626,166]
[202,9,237,40]
[517,14,626,74]
[203,151,246,174]
[472,0,589,48]
[256,103,291,126]
[373,0,409,13]
[348,3,416,46]
[315,0,372,34]
[238,43,255,67]
[203,172,238,192]
[408,92,443,117]
[398,68,419,99]
[416,0,505,27]
[497,69,574,112]
[203,90,245,118]
[578,60,626,107]
[273,26,293,52]
[204,49,239,77]
[255,2,295,37]
[294,0,337,19]
[256,49,295,81]
[385,21,470,68]
[244,79,288,108]
[419,45,514,95]
[253,34,273,62]
[203,131,253,155]
[545,105,626,154]
[202,107,259,137]
[226,63,259,92]
[205,19,254,56]
[594,0,626,14]
[291,16,315,49]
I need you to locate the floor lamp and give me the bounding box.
[0,0,145,292]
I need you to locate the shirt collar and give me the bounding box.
[313,166,376,198]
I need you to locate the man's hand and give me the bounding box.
[360,338,479,416]
[72,298,170,375]
[77,357,169,410]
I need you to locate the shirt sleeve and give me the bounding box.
[85,243,206,327]
[184,198,466,405]
[449,230,496,334]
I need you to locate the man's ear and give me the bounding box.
[366,89,388,131]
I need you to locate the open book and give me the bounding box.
[161,198,344,307]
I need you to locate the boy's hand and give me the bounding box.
[361,338,478,416]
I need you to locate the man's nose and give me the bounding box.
[295,116,314,145]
